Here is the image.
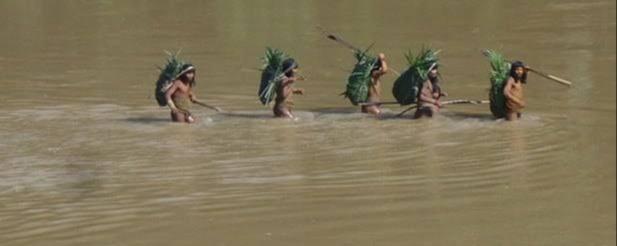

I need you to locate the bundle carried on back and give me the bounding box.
[392,47,440,106]
[259,47,290,105]
[485,49,510,118]
[154,51,189,106]
[343,49,378,106]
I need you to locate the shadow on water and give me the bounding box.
[124,111,275,124]
[310,107,359,115]
[309,107,423,120]
[218,111,275,119]
[121,109,498,125]
[124,117,170,124]
[369,110,497,121]
[442,111,497,121]
[378,113,414,120]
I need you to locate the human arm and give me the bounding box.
[371,53,389,77]
[189,91,223,112]
[281,76,299,87]
[433,83,447,99]
[503,78,525,106]
[164,81,181,112]
[280,76,305,96]
[419,81,442,107]
[292,88,304,95]
[436,91,448,98]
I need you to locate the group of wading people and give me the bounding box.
[162,53,527,123]
[350,53,525,120]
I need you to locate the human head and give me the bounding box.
[428,62,440,82]
[282,58,299,77]
[178,64,196,86]
[510,61,527,83]
[371,59,383,73]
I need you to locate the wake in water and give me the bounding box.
[0,103,553,132]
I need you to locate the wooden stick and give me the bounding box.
[395,105,418,117]
[358,101,400,106]
[396,99,489,117]
[441,99,490,105]
[317,26,401,76]
[481,50,572,87]
[526,67,572,87]
[194,101,223,112]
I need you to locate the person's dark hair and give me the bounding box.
[428,63,440,83]
[179,64,196,87]
[282,59,298,77]
[371,59,383,73]
[433,82,442,95]
[510,61,527,84]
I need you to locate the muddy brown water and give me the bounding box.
[0,1,615,245]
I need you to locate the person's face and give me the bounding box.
[428,68,438,79]
[514,67,525,78]
[185,71,195,80]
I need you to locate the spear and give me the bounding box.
[396,99,489,117]
[481,50,572,87]
[317,26,401,76]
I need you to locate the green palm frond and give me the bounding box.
[258,47,290,105]
[343,48,378,105]
[392,46,440,105]
[485,49,510,118]
[154,50,188,106]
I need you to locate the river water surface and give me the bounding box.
[0,1,615,245]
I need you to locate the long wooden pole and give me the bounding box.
[358,101,400,106]
[317,27,401,76]
[193,101,223,112]
[396,99,489,117]
[482,50,572,87]
[525,67,572,87]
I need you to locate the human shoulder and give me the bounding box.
[422,79,432,89]
[505,77,516,86]
[172,79,185,86]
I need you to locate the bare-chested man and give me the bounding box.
[414,63,447,119]
[273,59,304,118]
[503,61,527,121]
[165,64,201,123]
[361,53,388,115]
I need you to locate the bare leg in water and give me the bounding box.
[274,103,294,119]
[361,105,382,115]
[505,111,522,121]
[171,111,195,123]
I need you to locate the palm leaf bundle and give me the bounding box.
[392,47,440,105]
[343,49,378,105]
[485,49,510,118]
[154,51,188,106]
[259,47,289,105]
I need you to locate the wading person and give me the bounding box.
[164,64,200,123]
[415,63,447,119]
[361,53,388,115]
[155,52,221,123]
[273,58,304,118]
[503,61,527,121]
